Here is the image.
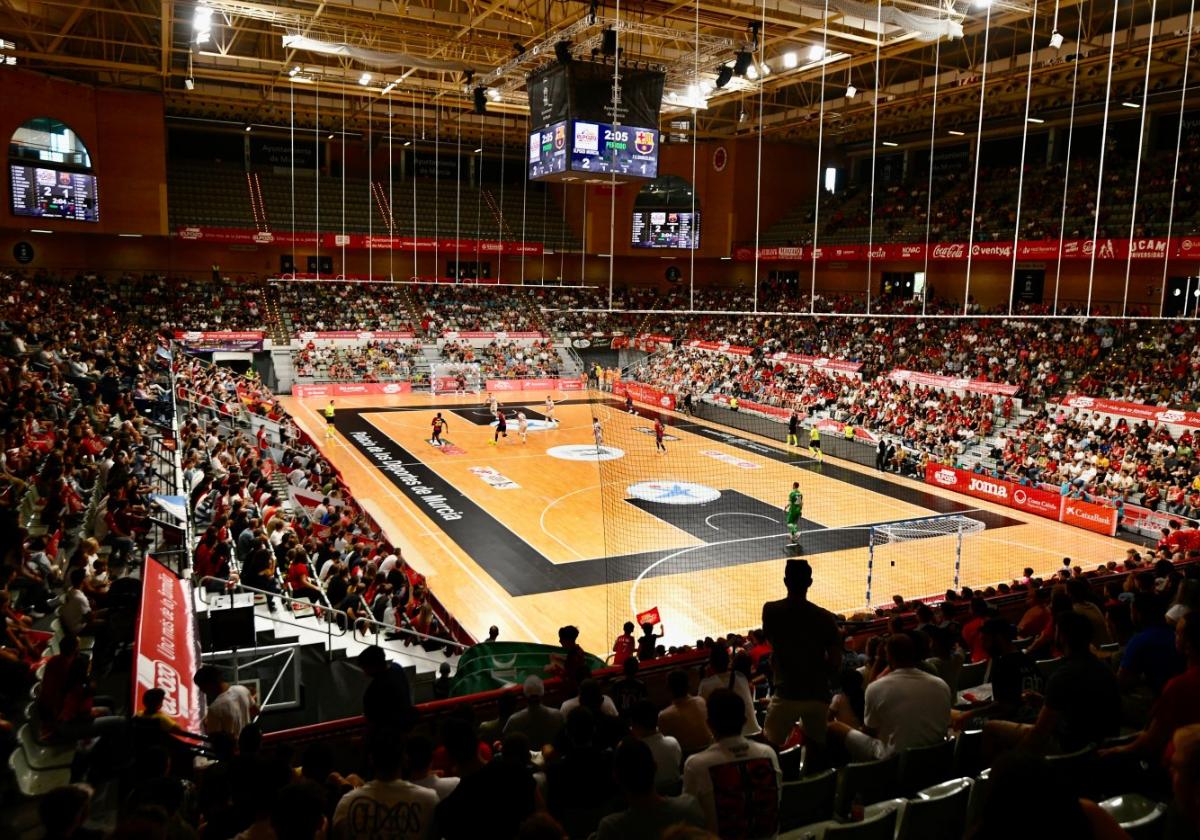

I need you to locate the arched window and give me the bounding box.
[10,117,93,170]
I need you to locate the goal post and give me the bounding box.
[431,362,482,395]
[866,515,987,609]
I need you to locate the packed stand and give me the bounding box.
[413,286,542,335]
[440,339,561,379]
[271,281,416,335]
[533,285,655,339]
[293,341,424,383]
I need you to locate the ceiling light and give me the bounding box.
[688,84,700,98]
[845,84,857,98]
[119,233,143,238]
[759,63,770,76]
[184,78,194,91]
[192,5,213,43]
[327,133,334,140]
[882,141,899,147]
[244,124,252,132]
[1026,116,1044,123]
[700,80,713,93]
[783,52,798,70]
[974,0,993,6]
[948,129,965,136]
[1121,101,1141,108]
[29,229,52,234]
[381,82,396,94]
[807,45,824,62]
[288,66,299,77]
[746,64,758,80]
[403,140,412,147]
[1049,31,1064,49]
[474,147,483,153]
[359,72,371,86]
[487,88,501,101]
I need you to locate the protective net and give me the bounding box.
[867,515,986,609]
[430,362,482,395]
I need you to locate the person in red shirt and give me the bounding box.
[612,621,636,666]
[1101,615,1200,765]
[286,555,325,608]
[961,597,992,662]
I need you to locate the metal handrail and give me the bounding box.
[196,576,463,659]
[350,595,467,653]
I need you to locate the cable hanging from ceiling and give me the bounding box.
[751,0,767,313]
[1006,0,1038,317]
[1085,0,1123,315]
[920,33,942,317]
[1121,0,1157,318]
[1051,1,1084,316]
[961,1,994,316]
[808,0,831,316]
[1158,0,1194,318]
[864,0,884,317]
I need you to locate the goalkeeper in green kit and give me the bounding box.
[785,481,803,545]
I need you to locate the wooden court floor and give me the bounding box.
[283,389,1137,655]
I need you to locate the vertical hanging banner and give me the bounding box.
[133,556,202,733]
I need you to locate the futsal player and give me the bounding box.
[682,391,693,415]
[654,416,667,454]
[545,394,558,424]
[625,393,635,414]
[455,372,467,395]
[788,409,800,447]
[492,409,508,445]
[517,411,528,444]
[487,391,498,416]
[809,424,823,463]
[593,418,604,453]
[324,400,335,439]
[785,481,804,545]
[431,412,448,446]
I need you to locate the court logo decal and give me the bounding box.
[699,449,761,470]
[469,466,520,490]
[428,440,467,455]
[547,444,626,462]
[634,426,680,442]
[627,481,721,505]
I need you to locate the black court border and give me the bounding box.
[332,397,1021,596]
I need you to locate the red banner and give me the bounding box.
[1060,395,1200,429]
[1060,497,1119,536]
[889,369,1020,397]
[174,330,265,351]
[614,381,677,410]
[768,351,862,374]
[298,331,416,341]
[685,339,753,356]
[812,418,881,445]
[1010,484,1064,519]
[290,382,413,397]
[134,557,201,734]
[733,236,1200,263]
[925,463,1116,535]
[442,331,547,340]
[175,226,543,255]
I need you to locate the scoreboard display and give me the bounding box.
[631,210,700,249]
[570,122,659,178]
[528,119,659,182]
[527,121,568,179]
[10,164,99,222]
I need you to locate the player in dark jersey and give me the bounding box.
[491,409,508,445]
[682,391,693,415]
[431,412,448,446]
[788,409,800,447]
[625,393,635,414]
[654,417,667,454]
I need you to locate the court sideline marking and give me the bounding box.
[297,400,539,640]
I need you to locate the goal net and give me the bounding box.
[431,363,482,395]
[867,515,986,609]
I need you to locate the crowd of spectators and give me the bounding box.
[440,339,562,379]
[414,286,542,335]
[271,281,416,335]
[293,341,423,382]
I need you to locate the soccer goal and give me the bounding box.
[431,362,482,395]
[866,515,986,609]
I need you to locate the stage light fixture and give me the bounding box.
[845,84,857,98]
[783,52,798,69]
[1049,31,1064,49]
[359,72,371,85]
[807,45,824,62]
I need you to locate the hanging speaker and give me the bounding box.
[601,28,617,56]
[280,254,295,275]
[473,87,487,115]
[555,40,573,64]
[715,65,734,89]
[733,51,753,77]
[665,266,682,284]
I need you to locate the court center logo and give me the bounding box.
[627,481,721,505]
[547,444,625,462]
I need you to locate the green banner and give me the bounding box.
[450,642,605,697]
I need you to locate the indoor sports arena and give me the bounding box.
[1,0,1199,837]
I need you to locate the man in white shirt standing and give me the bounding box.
[334,729,438,839]
[828,633,952,761]
[194,665,258,743]
[629,699,683,794]
[683,688,781,838]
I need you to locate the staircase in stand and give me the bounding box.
[246,172,270,233]
[370,181,395,235]
[482,187,515,241]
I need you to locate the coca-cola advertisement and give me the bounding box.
[291,383,413,397]
[734,236,1200,263]
[133,557,201,733]
[889,369,1020,397]
[1059,395,1200,430]
[174,331,265,352]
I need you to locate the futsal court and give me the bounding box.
[284,388,1136,654]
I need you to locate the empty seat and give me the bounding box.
[956,660,989,691]
[900,777,973,840]
[780,769,838,832]
[833,753,900,818]
[953,729,984,778]
[898,739,955,796]
[1098,794,1167,840]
